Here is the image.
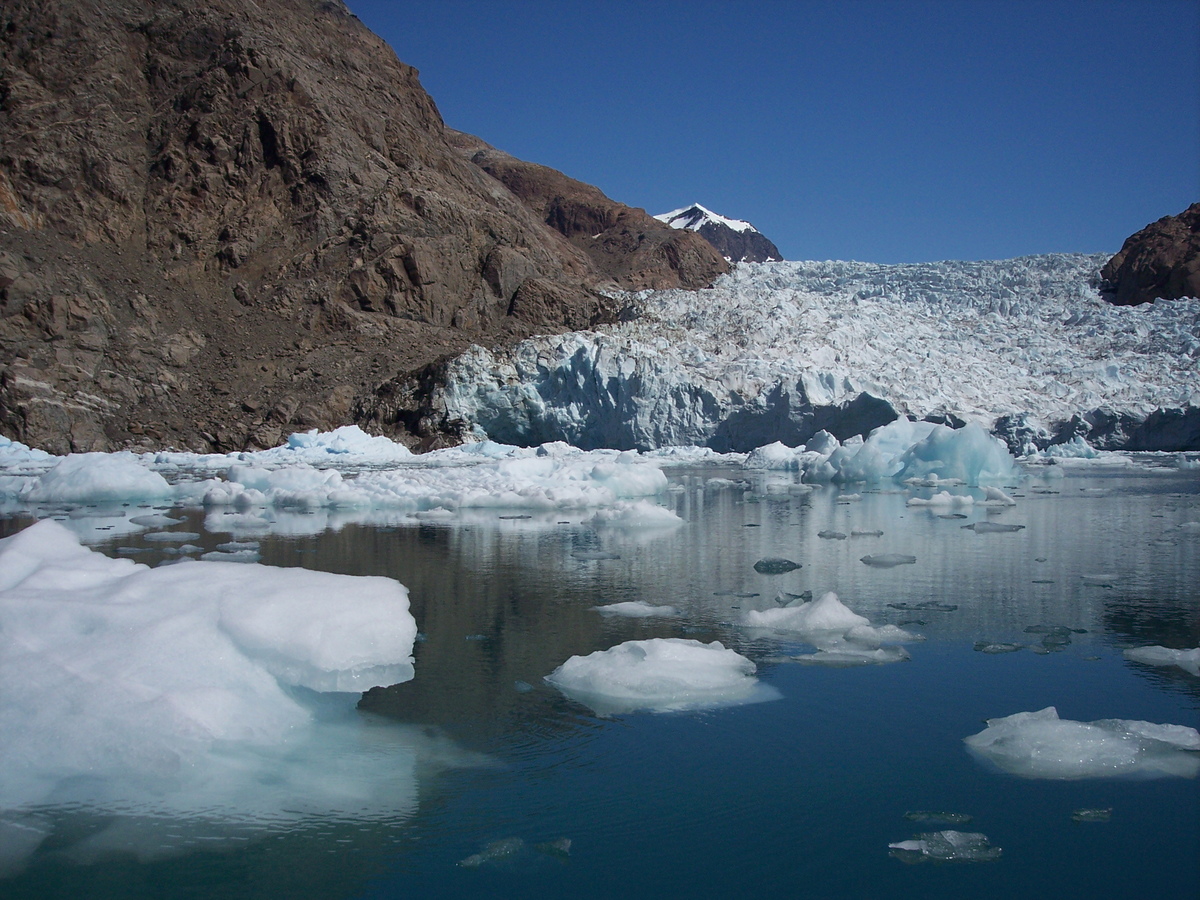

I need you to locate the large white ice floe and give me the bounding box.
[1123,645,1200,676]
[0,520,423,841]
[742,592,920,666]
[964,707,1200,779]
[417,254,1200,452]
[544,638,774,715]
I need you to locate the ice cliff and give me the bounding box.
[414,254,1200,452]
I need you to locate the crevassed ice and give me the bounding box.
[432,254,1200,450]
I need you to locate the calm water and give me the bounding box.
[2,462,1198,899]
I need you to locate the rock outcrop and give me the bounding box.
[1101,203,1200,305]
[0,0,728,453]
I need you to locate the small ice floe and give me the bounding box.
[851,529,884,537]
[1179,521,1200,533]
[128,513,184,527]
[458,837,526,868]
[964,707,1200,779]
[544,638,773,715]
[817,530,847,540]
[1080,573,1118,587]
[743,592,920,666]
[201,549,261,563]
[775,589,813,606]
[903,811,974,826]
[888,830,1001,863]
[1072,808,1113,823]
[860,553,917,568]
[962,522,1024,533]
[593,601,681,618]
[142,531,202,542]
[753,557,801,574]
[1123,645,1200,677]
[974,642,1023,654]
[907,491,973,508]
[979,486,1017,507]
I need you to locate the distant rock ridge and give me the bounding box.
[655,203,783,263]
[1101,202,1200,305]
[0,0,728,453]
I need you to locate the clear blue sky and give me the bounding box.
[345,0,1199,263]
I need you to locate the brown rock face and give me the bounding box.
[1100,203,1200,306]
[0,0,727,453]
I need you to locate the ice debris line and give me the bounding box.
[0,520,419,819]
[544,638,776,715]
[426,254,1200,452]
[964,707,1200,779]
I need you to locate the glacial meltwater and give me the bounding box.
[1,458,1197,899]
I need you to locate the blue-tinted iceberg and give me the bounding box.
[1124,645,1200,677]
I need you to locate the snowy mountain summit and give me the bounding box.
[655,204,783,263]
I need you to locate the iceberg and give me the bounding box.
[964,707,1200,779]
[889,830,1002,863]
[743,592,920,666]
[0,520,420,827]
[544,638,772,715]
[592,601,681,618]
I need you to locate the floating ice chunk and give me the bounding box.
[142,531,202,542]
[981,486,1017,506]
[817,529,847,539]
[974,642,1023,654]
[128,513,184,527]
[571,549,621,560]
[583,500,681,528]
[593,601,681,618]
[1179,521,1200,533]
[860,553,917,568]
[201,549,261,563]
[903,811,974,825]
[458,837,525,868]
[907,490,973,507]
[0,520,419,817]
[962,521,1025,533]
[744,441,800,470]
[889,830,1002,863]
[744,591,869,633]
[1072,807,1112,823]
[851,529,884,537]
[794,645,911,666]
[1124,645,1200,677]
[896,422,1018,485]
[281,425,413,460]
[753,557,801,574]
[544,638,771,715]
[19,452,175,504]
[964,707,1200,779]
[1038,436,1099,459]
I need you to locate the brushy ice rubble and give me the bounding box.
[743,591,921,665]
[544,638,775,715]
[1124,645,1200,677]
[964,707,1200,779]
[429,254,1200,450]
[0,519,428,868]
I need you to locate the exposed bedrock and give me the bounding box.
[1101,202,1200,306]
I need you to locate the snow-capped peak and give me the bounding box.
[655,203,756,234]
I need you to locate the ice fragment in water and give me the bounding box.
[817,530,847,540]
[851,529,884,537]
[593,601,681,618]
[544,638,770,716]
[1123,645,1200,676]
[142,531,202,542]
[572,549,621,560]
[888,601,958,611]
[534,837,572,858]
[1072,808,1112,823]
[974,642,1023,654]
[888,830,1001,863]
[860,553,917,568]
[458,837,526,868]
[964,707,1200,779]
[962,521,1024,533]
[753,557,801,574]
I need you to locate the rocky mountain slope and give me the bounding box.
[0,0,727,453]
[1101,202,1200,305]
[655,204,783,263]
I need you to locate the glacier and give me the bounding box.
[416,254,1200,452]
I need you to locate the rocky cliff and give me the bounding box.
[1101,202,1200,305]
[0,0,727,453]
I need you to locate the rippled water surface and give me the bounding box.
[3,463,1198,899]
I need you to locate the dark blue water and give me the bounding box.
[2,464,1198,898]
